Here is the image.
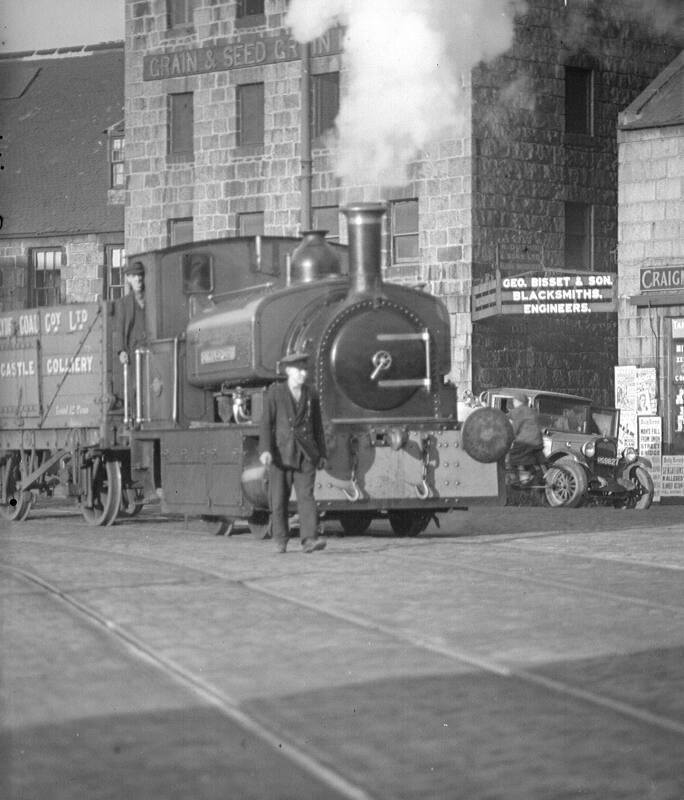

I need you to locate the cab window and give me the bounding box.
[182,252,213,293]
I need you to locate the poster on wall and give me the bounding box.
[614,365,637,450]
[637,415,662,501]
[660,455,684,497]
[614,366,659,452]
[635,368,657,415]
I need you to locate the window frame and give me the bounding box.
[169,217,194,246]
[167,0,198,30]
[312,206,340,241]
[105,244,126,300]
[235,0,265,27]
[109,134,125,189]
[564,65,593,136]
[564,201,594,270]
[168,92,194,161]
[311,71,340,141]
[237,211,265,236]
[237,82,265,147]
[390,199,419,265]
[30,247,64,307]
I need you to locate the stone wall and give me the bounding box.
[618,124,684,367]
[0,234,122,311]
[124,0,682,396]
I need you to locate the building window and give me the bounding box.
[106,245,126,300]
[30,247,64,307]
[169,217,194,246]
[565,66,593,135]
[237,83,264,146]
[109,135,125,189]
[312,72,339,140]
[312,206,339,241]
[236,0,264,25]
[564,202,593,269]
[169,92,194,160]
[238,212,264,236]
[167,0,198,29]
[390,199,419,263]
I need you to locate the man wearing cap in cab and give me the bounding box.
[117,260,147,367]
[507,390,545,484]
[111,261,147,413]
[259,350,327,553]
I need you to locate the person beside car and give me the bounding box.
[507,391,545,484]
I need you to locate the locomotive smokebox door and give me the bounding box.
[329,306,430,412]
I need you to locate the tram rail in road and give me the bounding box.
[3,505,684,799]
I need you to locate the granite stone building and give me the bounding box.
[121,0,682,403]
[617,50,684,455]
[0,43,125,310]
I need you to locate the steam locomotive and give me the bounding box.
[0,202,505,534]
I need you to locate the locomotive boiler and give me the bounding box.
[0,202,505,533]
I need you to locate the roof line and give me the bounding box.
[0,41,124,61]
[619,49,684,130]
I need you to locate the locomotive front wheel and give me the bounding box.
[388,510,431,536]
[0,454,33,522]
[201,515,233,536]
[80,459,122,527]
[339,511,374,536]
[248,510,271,540]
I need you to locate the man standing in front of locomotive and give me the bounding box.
[259,351,327,554]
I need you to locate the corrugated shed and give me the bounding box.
[0,45,125,237]
[619,50,684,130]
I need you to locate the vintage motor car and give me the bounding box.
[477,388,655,509]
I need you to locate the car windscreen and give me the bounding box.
[536,396,591,433]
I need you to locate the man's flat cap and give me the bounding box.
[279,350,310,367]
[124,261,145,276]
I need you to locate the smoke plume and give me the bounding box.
[287,0,525,187]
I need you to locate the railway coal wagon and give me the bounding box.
[1,202,505,533]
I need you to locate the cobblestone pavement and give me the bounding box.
[2,501,683,799]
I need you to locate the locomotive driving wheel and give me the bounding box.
[0,452,33,522]
[80,458,122,527]
[388,510,431,536]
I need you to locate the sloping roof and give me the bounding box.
[0,44,124,238]
[619,50,684,131]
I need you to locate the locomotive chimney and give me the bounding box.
[342,202,386,295]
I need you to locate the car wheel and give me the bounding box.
[545,459,587,508]
[630,465,654,510]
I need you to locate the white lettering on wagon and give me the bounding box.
[0,360,36,378]
[19,313,40,336]
[55,403,90,416]
[43,311,62,333]
[45,356,94,375]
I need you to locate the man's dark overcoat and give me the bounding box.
[258,380,326,469]
[116,292,147,361]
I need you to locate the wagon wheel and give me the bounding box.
[80,458,122,527]
[119,487,145,518]
[0,452,33,522]
[339,511,373,536]
[388,510,431,536]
